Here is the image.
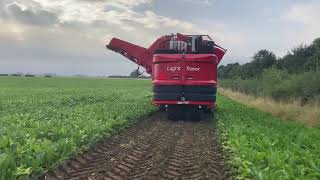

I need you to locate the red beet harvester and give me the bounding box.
[106,33,226,120]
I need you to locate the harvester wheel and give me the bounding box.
[159,105,166,111]
[211,108,215,120]
[166,105,182,121]
[203,107,212,114]
[185,106,203,121]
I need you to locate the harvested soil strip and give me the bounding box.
[43,112,232,180]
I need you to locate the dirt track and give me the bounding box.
[43,112,232,180]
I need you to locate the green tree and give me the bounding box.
[251,49,277,73]
[218,63,240,79]
[276,44,316,73]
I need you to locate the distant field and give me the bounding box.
[0,77,155,179]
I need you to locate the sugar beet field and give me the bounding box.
[0,77,319,180]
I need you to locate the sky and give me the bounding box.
[0,0,320,76]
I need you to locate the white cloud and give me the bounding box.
[2,0,241,57]
[134,11,194,30]
[109,0,152,7]
[1,0,202,48]
[4,0,195,32]
[282,2,320,42]
[284,3,320,25]
[0,0,247,75]
[181,0,212,6]
[263,2,320,56]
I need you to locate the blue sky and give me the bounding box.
[0,0,319,76]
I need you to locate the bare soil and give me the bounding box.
[42,112,232,180]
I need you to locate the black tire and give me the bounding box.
[203,107,212,114]
[185,106,203,121]
[159,105,166,111]
[166,105,182,121]
[211,108,215,120]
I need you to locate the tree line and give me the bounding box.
[218,37,320,103]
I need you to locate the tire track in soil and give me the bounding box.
[42,112,232,180]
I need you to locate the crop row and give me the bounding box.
[0,77,155,179]
[216,94,320,179]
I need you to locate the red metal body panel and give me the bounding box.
[106,33,226,109]
[107,34,226,75]
[152,54,218,86]
[107,38,153,74]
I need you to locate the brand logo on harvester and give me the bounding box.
[166,66,200,72]
[167,66,181,72]
[186,66,200,71]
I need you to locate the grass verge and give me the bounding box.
[216,94,320,179]
[219,88,320,127]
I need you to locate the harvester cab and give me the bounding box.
[106,33,226,120]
